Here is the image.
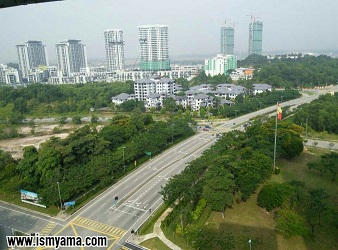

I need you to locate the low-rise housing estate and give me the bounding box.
[111,93,135,105]
[229,68,254,81]
[0,64,20,84]
[252,84,272,95]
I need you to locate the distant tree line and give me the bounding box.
[0,82,134,124]
[293,93,338,134]
[239,54,338,88]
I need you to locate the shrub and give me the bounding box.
[257,182,295,211]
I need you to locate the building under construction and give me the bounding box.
[220,25,234,55]
[248,20,263,55]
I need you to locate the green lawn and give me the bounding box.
[303,130,338,141]
[140,237,172,250]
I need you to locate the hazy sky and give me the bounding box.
[1,0,337,63]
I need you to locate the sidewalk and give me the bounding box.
[129,207,182,250]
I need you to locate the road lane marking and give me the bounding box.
[72,216,126,237]
[122,204,146,212]
[40,222,56,236]
[70,223,84,250]
[0,205,64,226]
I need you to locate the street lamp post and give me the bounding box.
[122,146,126,171]
[171,124,174,144]
[259,102,262,109]
[235,110,238,118]
[306,118,308,137]
[56,181,62,211]
[248,239,252,250]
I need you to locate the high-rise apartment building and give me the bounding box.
[56,40,87,76]
[204,54,237,77]
[220,26,234,54]
[248,21,263,55]
[138,25,170,71]
[104,29,125,71]
[16,40,48,79]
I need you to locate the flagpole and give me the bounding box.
[273,102,278,172]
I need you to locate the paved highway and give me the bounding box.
[53,132,215,249]
[1,85,337,249]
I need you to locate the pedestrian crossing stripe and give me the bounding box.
[40,222,56,236]
[72,216,126,237]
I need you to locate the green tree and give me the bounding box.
[257,182,296,211]
[91,115,98,124]
[72,116,82,124]
[203,167,235,212]
[163,97,177,113]
[276,208,308,238]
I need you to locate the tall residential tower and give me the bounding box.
[220,26,234,54]
[56,40,88,77]
[248,21,263,55]
[104,29,125,71]
[16,40,48,79]
[138,25,170,71]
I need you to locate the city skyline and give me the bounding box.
[1,0,338,63]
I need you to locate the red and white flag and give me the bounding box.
[277,103,282,120]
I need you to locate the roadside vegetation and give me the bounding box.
[159,118,304,249]
[0,112,195,210]
[293,93,338,134]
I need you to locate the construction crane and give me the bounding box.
[246,13,260,23]
[224,18,231,27]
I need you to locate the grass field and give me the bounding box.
[140,237,171,250]
[138,204,168,235]
[303,130,338,141]
[205,147,338,250]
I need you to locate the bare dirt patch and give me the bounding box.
[0,133,69,159]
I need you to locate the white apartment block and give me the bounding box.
[106,67,200,82]
[16,41,48,79]
[0,64,20,84]
[204,54,237,77]
[80,66,107,78]
[48,75,94,84]
[56,40,88,77]
[139,25,170,71]
[134,78,176,101]
[104,29,125,71]
[27,68,48,83]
